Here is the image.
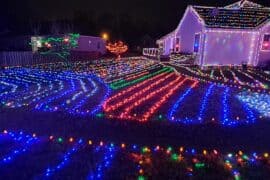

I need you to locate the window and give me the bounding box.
[194,34,200,53]
[262,34,270,51]
[175,37,180,52]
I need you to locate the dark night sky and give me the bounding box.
[1,0,270,46]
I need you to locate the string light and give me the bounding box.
[0,130,269,179]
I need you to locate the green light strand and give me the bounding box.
[110,67,173,90]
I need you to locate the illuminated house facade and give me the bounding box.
[157,0,270,66]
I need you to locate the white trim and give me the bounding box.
[175,6,205,37]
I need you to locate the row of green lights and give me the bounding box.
[110,67,173,90]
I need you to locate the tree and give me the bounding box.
[37,33,80,68]
[106,41,128,59]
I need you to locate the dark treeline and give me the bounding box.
[1,0,270,49]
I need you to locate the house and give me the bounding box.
[31,35,106,55]
[0,34,106,66]
[156,0,270,66]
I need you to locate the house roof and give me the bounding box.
[157,31,175,42]
[157,1,270,42]
[225,0,264,9]
[192,0,270,29]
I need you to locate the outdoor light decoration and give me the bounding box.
[33,33,80,68]
[156,0,270,67]
[168,83,257,126]
[169,63,270,93]
[0,131,38,165]
[237,91,270,117]
[69,57,158,84]
[1,129,270,179]
[1,57,269,124]
[0,68,110,116]
[106,41,128,59]
[104,67,198,121]
[43,139,84,177]
[87,145,116,179]
[109,67,172,90]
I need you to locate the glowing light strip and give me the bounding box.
[43,139,83,177]
[87,145,116,179]
[104,72,174,112]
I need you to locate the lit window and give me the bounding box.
[194,34,200,53]
[262,34,270,51]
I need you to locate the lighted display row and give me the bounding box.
[104,70,197,121]
[29,58,160,84]
[237,91,270,118]
[168,83,258,126]
[0,130,269,179]
[169,62,270,92]
[0,68,110,116]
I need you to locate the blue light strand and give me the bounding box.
[90,75,111,115]
[196,84,215,123]
[87,145,116,180]
[1,68,110,117]
[35,79,77,112]
[168,87,195,122]
[222,87,230,126]
[237,91,270,118]
[69,78,98,115]
[42,139,83,178]
[222,88,256,126]
[168,84,215,124]
[0,132,38,165]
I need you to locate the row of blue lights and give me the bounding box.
[43,139,84,177]
[0,131,39,165]
[168,83,258,126]
[0,68,110,116]
[87,145,116,179]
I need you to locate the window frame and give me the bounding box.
[261,34,270,51]
[193,33,201,53]
[175,37,180,53]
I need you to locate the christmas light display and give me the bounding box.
[168,83,257,125]
[237,91,270,117]
[168,63,270,92]
[104,69,197,121]
[0,131,38,165]
[106,41,128,58]
[42,139,84,177]
[87,145,116,179]
[33,33,80,68]
[156,1,270,67]
[0,68,110,116]
[109,67,172,90]
[0,130,269,179]
[68,58,159,83]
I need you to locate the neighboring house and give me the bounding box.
[0,34,106,54]
[157,0,270,66]
[31,35,106,55]
[0,34,106,66]
[75,35,106,54]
